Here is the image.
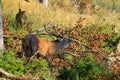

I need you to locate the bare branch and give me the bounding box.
[24,50,39,65]
[0,68,41,80]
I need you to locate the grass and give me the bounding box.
[94,0,120,12]
[1,0,120,79]
[2,0,79,31]
[0,50,55,80]
[2,0,120,32]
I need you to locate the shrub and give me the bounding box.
[0,50,54,79]
[57,56,113,80]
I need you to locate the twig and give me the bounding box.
[24,50,39,65]
[0,68,40,80]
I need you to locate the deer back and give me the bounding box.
[37,36,72,56]
[37,37,55,56]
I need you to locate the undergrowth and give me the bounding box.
[0,50,54,79]
[1,0,120,80]
[57,55,113,80]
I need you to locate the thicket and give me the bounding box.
[1,0,120,80]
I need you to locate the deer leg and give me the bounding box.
[46,54,55,71]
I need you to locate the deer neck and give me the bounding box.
[52,40,64,51]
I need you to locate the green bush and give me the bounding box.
[0,50,54,79]
[0,50,25,75]
[57,55,113,80]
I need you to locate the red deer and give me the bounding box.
[22,25,72,69]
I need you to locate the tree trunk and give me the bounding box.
[0,0,4,50]
[39,0,48,8]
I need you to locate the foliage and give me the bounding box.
[59,17,120,55]
[0,50,53,79]
[57,56,113,80]
[0,50,25,75]
[1,0,120,79]
[54,17,120,79]
[2,16,120,79]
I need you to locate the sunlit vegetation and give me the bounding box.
[1,0,120,79]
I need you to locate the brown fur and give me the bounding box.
[22,34,72,70]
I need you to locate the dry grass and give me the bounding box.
[2,0,79,30]
[2,0,120,33]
